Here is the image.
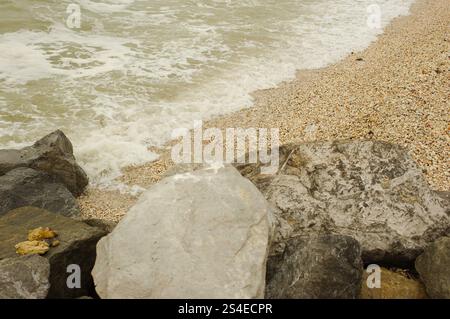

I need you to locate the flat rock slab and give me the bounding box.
[0,167,79,218]
[266,234,363,299]
[415,236,450,299]
[93,165,272,299]
[0,255,50,299]
[0,207,106,298]
[237,140,450,265]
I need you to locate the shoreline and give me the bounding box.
[79,0,450,222]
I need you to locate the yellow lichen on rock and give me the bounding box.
[14,227,59,255]
[51,240,60,247]
[15,240,50,256]
[27,227,57,241]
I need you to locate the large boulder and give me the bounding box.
[0,255,50,299]
[236,140,450,265]
[266,234,363,299]
[0,130,88,196]
[0,207,106,298]
[92,165,273,299]
[415,236,450,299]
[0,167,79,218]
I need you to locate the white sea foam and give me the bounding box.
[79,0,136,14]
[0,0,415,191]
[0,26,140,85]
[0,39,54,85]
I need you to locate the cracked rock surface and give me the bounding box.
[237,140,449,265]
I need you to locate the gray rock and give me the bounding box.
[435,191,450,211]
[0,167,79,218]
[92,165,273,299]
[83,218,117,233]
[0,130,88,196]
[236,140,450,265]
[266,234,363,299]
[415,236,450,299]
[0,255,50,299]
[0,207,107,298]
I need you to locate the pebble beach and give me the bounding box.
[79,0,450,222]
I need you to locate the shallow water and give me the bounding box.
[0,0,414,189]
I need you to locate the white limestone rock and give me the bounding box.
[92,165,273,299]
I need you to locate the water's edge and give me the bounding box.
[0,0,416,191]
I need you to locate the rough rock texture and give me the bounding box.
[266,234,363,299]
[83,218,117,233]
[0,167,79,218]
[415,236,450,299]
[93,165,272,299]
[436,191,450,211]
[360,267,428,299]
[0,207,106,298]
[0,255,50,299]
[236,140,450,265]
[0,130,88,196]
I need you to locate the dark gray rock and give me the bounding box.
[0,207,107,299]
[0,255,50,299]
[415,236,450,299]
[266,234,363,299]
[0,130,88,196]
[0,167,79,218]
[236,140,450,266]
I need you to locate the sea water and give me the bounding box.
[0,0,414,189]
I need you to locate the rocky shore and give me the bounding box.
[0,131,449,299]
[0,0,449,300]
[78,0,449,222]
